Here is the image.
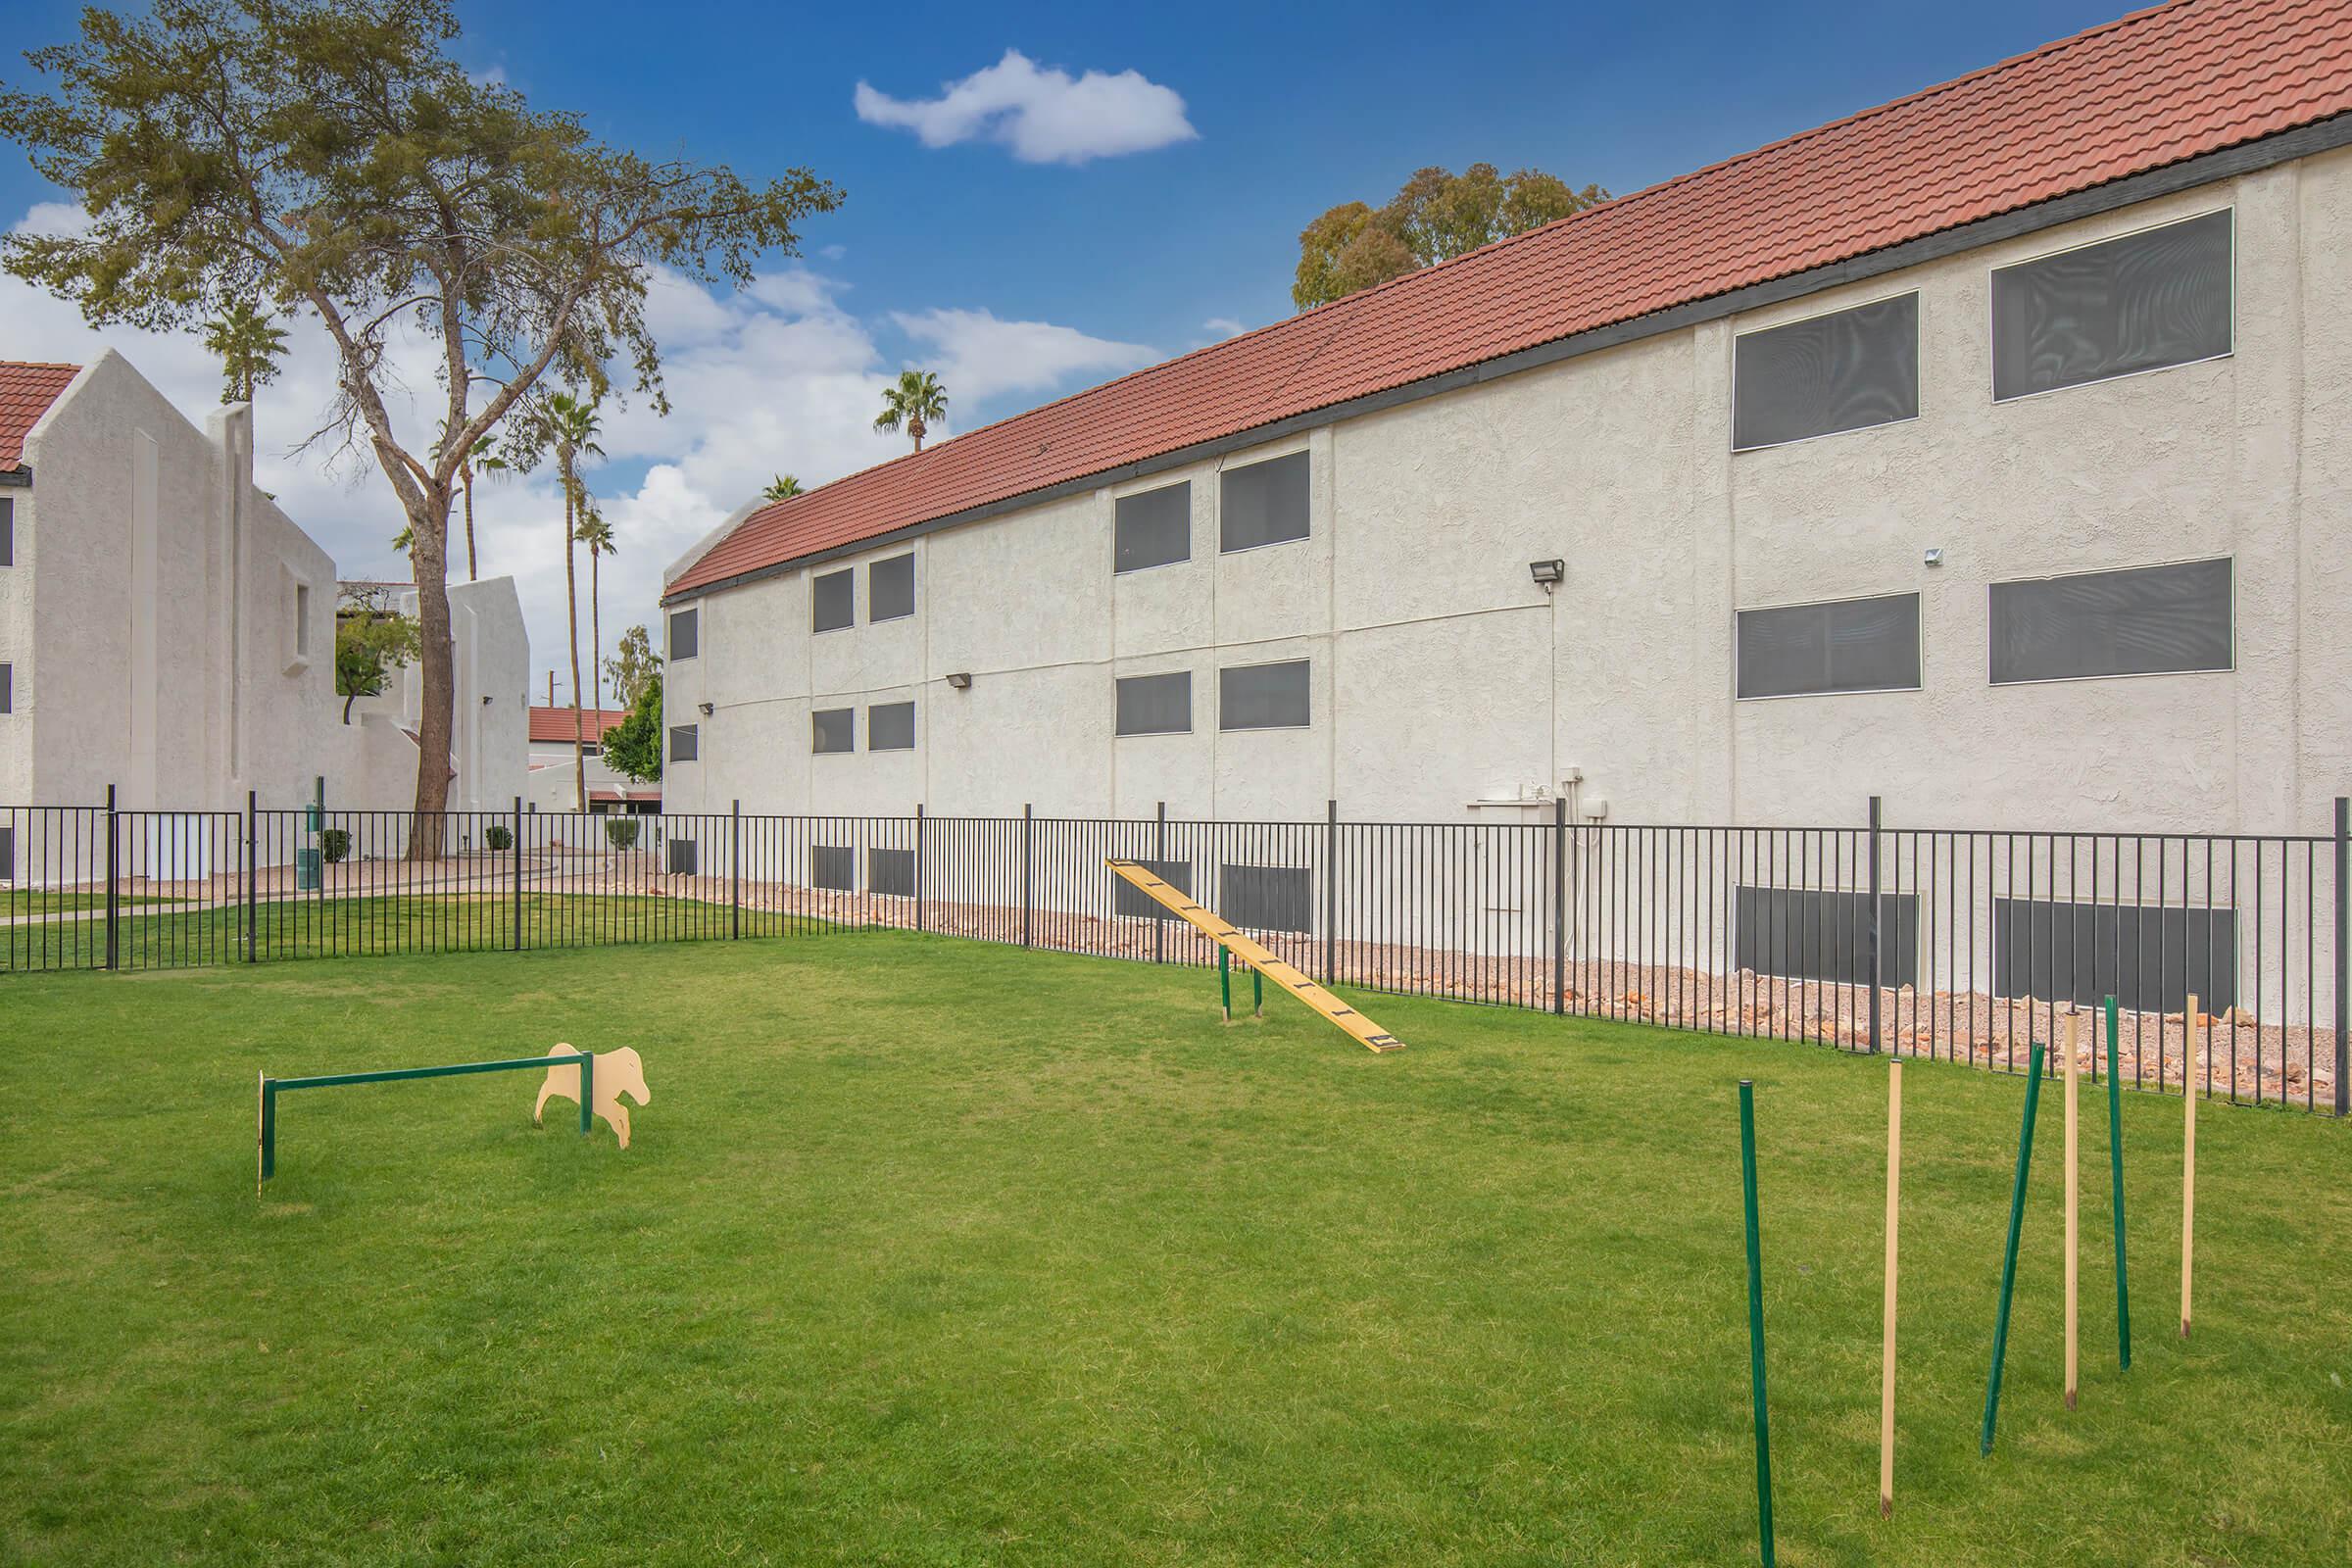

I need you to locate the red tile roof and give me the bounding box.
[668,0,2352,601]
[0,362,82,472]
[529,706,631,746]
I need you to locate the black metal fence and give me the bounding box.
[5,791,2345,1115]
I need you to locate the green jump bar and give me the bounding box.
[259,1052,592,1187]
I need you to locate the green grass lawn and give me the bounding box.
[4,933,2347,1566]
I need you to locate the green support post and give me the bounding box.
[1251,960,1263,1020]
[1739,1080,1776,1568]
[1219,944,1232,1024]
[258,1052,596,1187]
[2106,995,2131,1371]
[1982,1043,2046,1455]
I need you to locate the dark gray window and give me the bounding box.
[1993,898,2234,1013]
[1736,887,1919,987]
[1219,660,1310,730]
[1115,482,1191,572]
[1115,671,1192,736]
[812,707,855,755]
[1222,863,1313,935]
[1220,452,1309,552]
[1992,210,2232,401]
[0,664,10,713]
[665,836,700,876]
[812,846,856,892]
[0,498,13,565]
[1112,858,1193,920]
[1737,594,1920,700]
[667,607,699,662]
[1734,294,1919,450]
[868,701,915,752]
[812,567,855,632]
[0,823,12,881]
[869,553,915,622]
[869,847,916,898]
[667,723,698,762]
[1989,559,2231,684]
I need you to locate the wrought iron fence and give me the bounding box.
[5,791,2345,1114]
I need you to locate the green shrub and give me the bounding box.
[483,824,514,853]
[319,828,351,863]
[605,817,642,851]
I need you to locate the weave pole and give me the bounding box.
[2063,1007,2080,1411]
[1880,1059,1902,1516]
[2182,994,2200,1341]
[1739,1080,1776,1567]
[1982,1043,2045,1456]
[2106,995,2131,1371]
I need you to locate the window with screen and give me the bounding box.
[1734,294,1919,450]
[1220,452,1309,552]
[1222,863,1314,934]
[0,663,11,713]
[812,567,854,632]
[0,823,13,881]
[869,554,915,622]
[0,498,14,565]
[1989,559,2230,684]
[1115,671,1192,736]
[1993,898,2234,1013]
[1112,858,1193,920]
[1115,482,1191,572]
[1219,660,1310,730]
[869,847,916,898]
[668,723,699,762]
[1992,210,2232,400]
[868,701,915,752]
[1737,594,1920,700]
[1736,887,1919,987]
[812,708,855,754]
[668,607,699,661]
[812,846,856,892]
[666,837,700,875]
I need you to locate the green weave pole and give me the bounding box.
[1218,945,1232,1023]
[1739,1080,1776,1567]
[2106,995,2130,1371]
[1982,1043,2046,1455]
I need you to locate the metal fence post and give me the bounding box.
[104,784,120,971]
[1553,795,1567,1014]
[914,804,927,934]
[511,796,523,952]
[244,789,258,964]
[1022,805,1033,948]
[1867,795,1883,1054]
[731,799,742,941]
[2336,795,2348,1118]
[1153,801,1167,965]
[1325,799,1339,983]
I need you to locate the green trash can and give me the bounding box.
[303,802,321,833]
[295,848,323,892]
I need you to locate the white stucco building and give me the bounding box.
[661,0,2352,846]
[523,704,660,816]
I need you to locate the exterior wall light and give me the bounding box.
[1529,559,1565,589]
[945,671,973,690]
[697,702,714,715]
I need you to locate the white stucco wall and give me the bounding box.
[666,147,2352,841]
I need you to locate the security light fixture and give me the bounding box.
[697,702,714,716]
[945,671,973,690]
[1924,547,1945,567]
[1529,559,1566,589]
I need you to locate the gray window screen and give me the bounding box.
[667,607,699,661]
[869,847,915,898]
[868,701,915,752]
[869,554,915,622]
[812,567,854,632]
[1736,887,1918,987]
[1219,452,1309,552]
[1113,858,1193,920]
[1733,294,1918,450]
[1989,559,2230,684]
[1222,863,1314,935]
[0,823,12,881]
[1115,671,1192,736]
[667,723,699,762]
[812,708,855,754]
[1115,482,1191,572]
[1737,594,1920,699]
[666,836,700,875]
[0,664,10,713]
[0,498,13,565]
[812,846,856,892]
[1992,210,2232,400]
[1219,660,1310,730]
[1993,898,2234,1013]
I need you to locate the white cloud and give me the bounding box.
[1201,317,1248,338]
[854,49,1197,165]
[889,307,1153,409]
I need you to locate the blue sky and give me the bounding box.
[1,0,2123,705]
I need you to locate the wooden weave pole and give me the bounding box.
[2063,1006,2080,1410]
[2182,993,2200,1341]
[1880,1058,1902,1516]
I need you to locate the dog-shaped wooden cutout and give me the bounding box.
[533,1044,650,1150]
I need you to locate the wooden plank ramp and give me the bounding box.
[1105,858,1403,1053]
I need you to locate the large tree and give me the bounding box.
[1293,164,1607,309]
[873,368,947,453]
[201,298,286,404]
[0,0,840,852]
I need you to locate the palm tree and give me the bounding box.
[575,506,617,716]
[873,369,948,454]
[460,433,511,582]
[201,300,288,405]
[761,473,804,503]
[543,390,605,810]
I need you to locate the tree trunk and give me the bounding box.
[462,464,478,581]
[910,414,925,453]
[564,476,586,813]
[590,554,604,716]
[403,489,458,861]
